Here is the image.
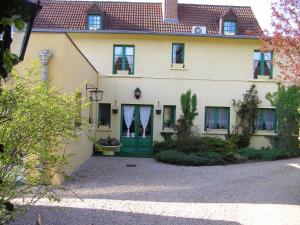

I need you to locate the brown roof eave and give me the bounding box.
[32,29,260,40]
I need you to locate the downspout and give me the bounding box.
[39,50,52,81]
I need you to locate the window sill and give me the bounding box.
[105,74,142,78]
[205,129,228,135]
[161,128,176,133]
[170,64,187,71]
[253,130,277,136]
[249,78,276,83]
[97,126,112,132]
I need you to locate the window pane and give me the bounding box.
[264,52,272,60]
[172,44,184,64]
[163,106,175,128]
[224,21,237,35]
[98,104,111,127]
[255,109,275,130]
[254,52,261,60]
[205,107,229,129]
[125,47,134,56]
[88,15,101,30]
[113,46,135,74]
[114,47,123,55]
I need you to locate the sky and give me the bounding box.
[77,0,274,31]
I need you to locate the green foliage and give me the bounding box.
[266,84,300,152]
[154,150,229,166]
[0,65,84,222]
[154,136,239,166]
[160,132,174,144]
[174,136,237,156]
[239,147,292,161]
[232,85,261,147]
[176,90,198,138]
[225,134,250,149]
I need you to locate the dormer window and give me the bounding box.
[85,4,106,31]
[224,21,237,35]
[218,8,238,35]
[87,15,102,31]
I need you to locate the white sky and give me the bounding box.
[78,0,273,31]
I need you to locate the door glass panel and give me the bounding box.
[122,106,135,138]
[139,106,152,138]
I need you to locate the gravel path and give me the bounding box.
[11,157,300,225]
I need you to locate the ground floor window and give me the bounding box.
[205,107,230,130]
[255,108,276,131]
[98,103,111,127]
[163,105,176,129]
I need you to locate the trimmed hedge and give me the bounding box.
[239,148,292,161]
[154,150,231,166]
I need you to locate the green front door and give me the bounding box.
[120,105,153,154]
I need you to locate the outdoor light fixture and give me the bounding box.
[86,83,104,102]
[0,0,42,78]
[155,101,162,115]
[112,100,119,114]
[134,87,141,99]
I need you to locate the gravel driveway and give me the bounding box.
[11,157,300,225]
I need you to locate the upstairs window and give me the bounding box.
[113,45,135,75]
[205,107,230,130]
[255,109,276,131]
[87,15,102,31]
[224,21,237,35]
[163,106,176,129]
[172,43,184,64]
[254,51,273,78]
[98,103,111,128]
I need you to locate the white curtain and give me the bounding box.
[124,106,135,137]
[218,109,227,129]
[140,106,151,138]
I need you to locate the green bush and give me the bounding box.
[174,136,237,156]
[239,147,292,161]
[226,134,250,149]
[154,150,229,166]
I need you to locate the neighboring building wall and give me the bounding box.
[17,32,98,184]
[68,33,278,148]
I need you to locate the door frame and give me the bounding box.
[120,104,154,154]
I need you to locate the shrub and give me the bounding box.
[226,134,250,149]
[266,85,300,152]
[232,85,261,147]
[239,147,292,161]
[154,150,228,166]
[176,90,198,138]
[174,136,237,156]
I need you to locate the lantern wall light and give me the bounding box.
[86,83,104,102]
[134,87,141,99]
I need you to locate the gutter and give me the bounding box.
[32,28,260,40]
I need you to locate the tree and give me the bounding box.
[232,85,261,147]
[176,89,198,138]
[262,0,300,85]
[266,84,300,152]
[0,65,83,223]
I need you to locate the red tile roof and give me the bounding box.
[34,1,261,36]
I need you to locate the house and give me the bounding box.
[19,0,278,182]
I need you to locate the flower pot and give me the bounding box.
[156,109,162,115]
[99,144,122,156]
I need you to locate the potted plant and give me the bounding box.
[96,136,122,156]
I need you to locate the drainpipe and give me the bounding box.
[39,50,52,81]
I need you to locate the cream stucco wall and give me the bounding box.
[18,32,99,184]
[67,33,278,147]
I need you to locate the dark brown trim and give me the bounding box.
[65,33,98,73]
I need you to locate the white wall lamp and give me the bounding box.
[39,50,52,81]
[86,83,104,102]
[155,101,162,115]
[112,100,119,114]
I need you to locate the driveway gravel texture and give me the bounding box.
[11,157,300,225]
